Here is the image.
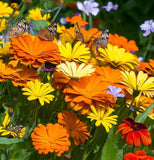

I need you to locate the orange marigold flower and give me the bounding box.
[63,76,116,114]
[31,123,71,157]
[109,33,139,52]
[11,67,40,87]
[123,150,154,160]
[58,110,90,146]
[116,117,152,147]
[65,15,88,27]
[140,59,154,76]
[9,34,61,67]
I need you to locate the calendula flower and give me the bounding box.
[0,1,13,17]
[28,7,50,20]
[76,0,100,16]
[0,18,7,32]
[97,44,140,71]
[108,33,139,52]
[52,61,95,92]
[0,41,10,56]
[31,123,71,156]
[63,76,116,114]
[58,111,90,146]
[22,79,54,106]
[102,1,118,12]
[140,20,154,36]
[87,105,118,132]
[0,114,26,138]
[121,71,154,97]
[9,34,61,67]
[59,41,90,63]
[140,59,154,76]
[116,117,152,147]
[123,150,154,160]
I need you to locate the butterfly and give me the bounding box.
[6,125,23,135]
[93,28,109,48]
[7,17,28,39]
[38,22,57,41]
[74,22,84,43]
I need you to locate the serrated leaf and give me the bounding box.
[135,103,154,123]
[0,137,23,144]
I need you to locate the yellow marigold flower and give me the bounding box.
[0,41,10,56]
[87,105,118,132]
[59,41,90,63]
[0,114,26,138]
[0,19,7,32]
[22,79,55,106]
[121,71,154,97]
[56,61,95,79]
[28,7,50,20]
[0,1,13,17]
[97,44,140,71]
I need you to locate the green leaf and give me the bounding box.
[0,137,23,145]
[99,126,123,160]
[135,103,154,123]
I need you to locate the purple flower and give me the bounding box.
[42,65,53,73]
[140,20,154,36]
[106,85,125,98]
[29,23,34,28]
[60,17,68,25]
[76,0,100,16]
[102,1,118,12]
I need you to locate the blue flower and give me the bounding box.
[106,85,125,98]
[102,1,118,12]
[76,0,100,16]
[140,20,154,36]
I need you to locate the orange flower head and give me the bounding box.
[109,33,139,52]
[58,110,90,146]
[9,34,61,67]
[116,117,152,147]
[123,150,154,160]
[140,59,154,76]
[31,123,71,157]
[63,76,116,114]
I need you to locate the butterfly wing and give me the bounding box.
[74,22,84,42]
[38,22,57,41]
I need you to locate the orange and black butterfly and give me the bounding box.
[7,17,28,39]
[93,28,109,48]
[38,22,57,41]
[74,22,84,43]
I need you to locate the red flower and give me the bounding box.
[116,117,152,147]
[123,150,154,160]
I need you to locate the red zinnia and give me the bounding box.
[123,150,154,160]
[116,117,152,147]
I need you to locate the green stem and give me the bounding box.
[88,14,93,28]
[143,33,153,62]
[6,80,12,102]
[52,3,63,22]
[82,12,86,21]
[33,100,40,126]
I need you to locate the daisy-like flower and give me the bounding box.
[0,1,13,17]
[76,0,100,16]
[116,117,152,147]
[58,111,90,146]
[102,1,118,12]
[22,79,54,106]
[108,33,139,52]
[0,41,10,56]
[63,76,116,114]
[140,19,154,36]
[0,114,26,138]
[121,71,154,97]
[9,34,61,68]
[0,19,7,32]
[87,105,118,132]
[59,41,90,63]
[31,123,71,156]
[140,59,154,76]
[28,7,50,20]
[52,61,95,91]
[106,85,125,98]
[97,44,140,71]
[123,150,154,160]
